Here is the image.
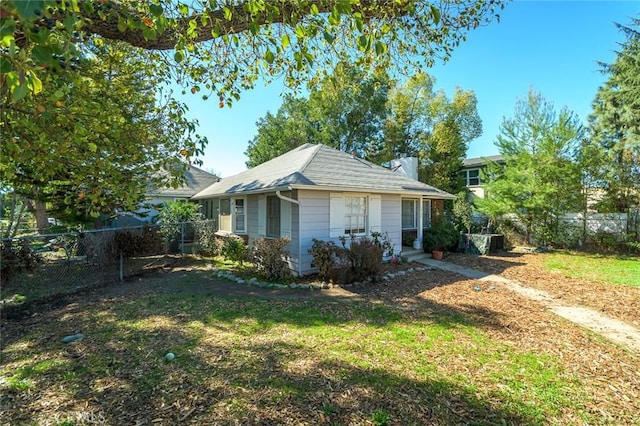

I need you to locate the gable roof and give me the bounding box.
[150,166,219,198]
[192,144,454,200]
[462,155,505,168]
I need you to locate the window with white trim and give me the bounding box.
[219,197,246,234]
[401,199,417,229]
[463,168,481,186]
[234,198,246,233]
[344,196,367,235]
[266,195,281,238]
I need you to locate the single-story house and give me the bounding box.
[191,143,454,276]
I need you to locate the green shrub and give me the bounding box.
[221,236,248,264]
[193,221,221,256]
[0,239,42,284]
[308,238,338,282]
[423,224,458,252]
[249,238,292,282]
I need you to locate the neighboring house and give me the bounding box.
[191,143,454,276]
[105,166,219,227]
[460,155,505,198]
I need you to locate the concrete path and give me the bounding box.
[417,258,640,354]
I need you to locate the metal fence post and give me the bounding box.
[181,222,185,257]
[119,250,124,282]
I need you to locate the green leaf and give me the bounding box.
[31,45,53,65]
[0,18,16,38]
[117,17,127,33]
[12,82,28,102]
[179,3,189,15]
[223,7,232,20]
[323,31,334,44]
[374,41,387,56]
[311,4,319,15]
[27,72,42,94]
[430,5,441,25]
[88,143,97,152]
[174,50,185,63]
[281,34,290,50]
[150,4,164,17]
[264,50,274,64]
[13,0,45,19]
[0,57,12,73]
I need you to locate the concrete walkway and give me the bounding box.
[417,258,640,354]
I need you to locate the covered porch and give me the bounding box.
[401,197,444,250]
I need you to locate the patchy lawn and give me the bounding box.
[1,257,639,425]
[543,251,640,288]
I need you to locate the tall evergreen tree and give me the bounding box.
[587,18,640,212]
[479,89,584,244]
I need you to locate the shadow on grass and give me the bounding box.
[1,306,548,425]
[0,264,567,426]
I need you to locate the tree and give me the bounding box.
[245,94,318,168]
[587,18,640,212]
[1,40,207,222]
[1,0,505,103]
[478,89,584,245]
[383,73,482,194]
[245,60,390,166]
[307,60,391,158]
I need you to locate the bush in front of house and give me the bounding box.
[336,237,382,283]
[308,236,383,284]
[221,236,248,265]
[308,238,338,282]
[249,238,292,282]
[193,221,222,256]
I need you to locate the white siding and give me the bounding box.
[381,194,402,256]
[257,195,266,236]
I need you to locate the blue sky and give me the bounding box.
[177,1,638,178]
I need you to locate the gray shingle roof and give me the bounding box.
[462,155,505,168]
[150,166,219,198]
[192,144,453,200]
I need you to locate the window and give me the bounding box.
[266,196,281,237]
[422,199,431,228]
[219,198,245,233]
[463,169,480,186]
[344,196,367,235]
[234,198,246,233]
[402,199,417,229]
[219,198,231,232]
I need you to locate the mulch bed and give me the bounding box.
[444,252,640,327]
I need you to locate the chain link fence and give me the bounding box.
[1,221,218,311]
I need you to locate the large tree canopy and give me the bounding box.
[1,0,506,103]
[587,18,640,212]
[245,69,481,196]
[1,40,207,221]
[245,60,390,166]
[382,73,482,194]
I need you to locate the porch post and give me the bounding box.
[416,197,423,247]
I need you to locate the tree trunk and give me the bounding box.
[33,200,49,234]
